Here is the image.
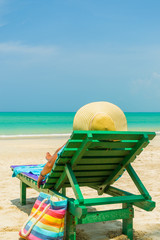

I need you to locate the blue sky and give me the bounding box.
[0,0,160,112]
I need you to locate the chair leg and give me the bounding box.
[61,187,66,196]
[66,211,76,240]
[122,203,133,240]
[20,181,27,205]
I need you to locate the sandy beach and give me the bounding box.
[0,134,160,240]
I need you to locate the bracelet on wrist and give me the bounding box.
[40,172,45,178]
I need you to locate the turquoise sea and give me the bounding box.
[0,112,159,138]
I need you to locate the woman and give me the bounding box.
[37,101,127,188]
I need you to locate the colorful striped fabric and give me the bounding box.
[19,192,68,240]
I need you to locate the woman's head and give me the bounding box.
[73,101,127,131]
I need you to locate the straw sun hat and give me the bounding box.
[73,101,127,131]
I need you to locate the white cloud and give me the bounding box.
[0,23,6,27]
[131,72,160,98]
[0,42,58,55]
[0,0,6,7]
[0,0,10,27]
[152,72,160,79]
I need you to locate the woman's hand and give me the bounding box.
[46,152,52,161]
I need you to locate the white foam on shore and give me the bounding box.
[0,131,159,139]
[0,133,71,139]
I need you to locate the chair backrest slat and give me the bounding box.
[43,131,155,189]
[66,139,139,149]
[60,149,131,158]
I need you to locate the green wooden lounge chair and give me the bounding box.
[11,131,156,240]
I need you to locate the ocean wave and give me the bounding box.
[0,133,71,139]
[0,131,159,139]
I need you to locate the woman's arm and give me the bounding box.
[37,152,57,188]
[37,143,66,188]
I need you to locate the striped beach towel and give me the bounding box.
[19,192,68,240]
